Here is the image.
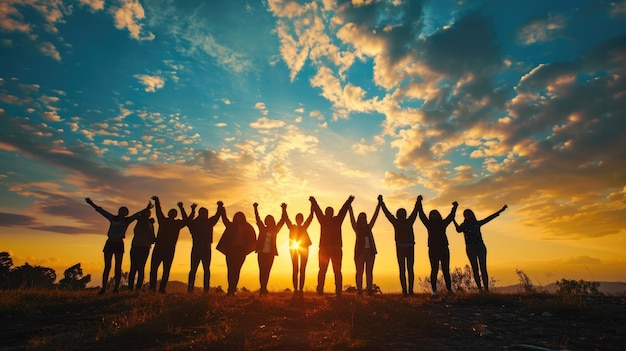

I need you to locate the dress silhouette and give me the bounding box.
[378,195,419,295]
[253,203,287,296]
[128,208,156,291]
[84,197,151,294]
[284,205,314,295]
[310,195,354,297]
[216,207,256,296]
[454,205,507,292]
[348,201,381,295]
[186,201,224,293]
[149,196,190,293]
[417,196,458,296]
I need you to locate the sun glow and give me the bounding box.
[289,239,300,251]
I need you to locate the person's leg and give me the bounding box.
[290,248,299,291]
[258,253,268,294]
[260,254,275,294]
[317,249,330,294]
[188,248,201,292]
[149,248,161,292]
[136,246,150,290]
[428,248,439,294]
[355,252,365,293]
[331,248,343,296]
[203,248,212,293]
[407,247,415,294]
[113,252,123,293]
[226,254,236,295]
[232,251,246,292]
[159,248,175,293]
[477,244,489,292]
[442,247,452,292]
[101,251,113,294]
[299,248,309,291]
[396,246,407,294]
[466,245,482,290]
[128,245,138,291]
[365,251,375,294]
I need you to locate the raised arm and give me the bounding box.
[128,201,153,221]
[309,196,323,223]
[368,202,381,229]
[220,205,231,226]
[253,203,264,229]
[188,203,197,221]
[479,205,508,226]
[336,195,355,222]
[443,201,458,225]
[378,195,395,223]
[85,197,114,220]
[208,201,224,225]
[348,205,357,231]
[453,219,463,232]
[302,206,314,229]
[151,196,165,221]
[416,195,428,225]
[274,203,287,231]
[407,195,420,223]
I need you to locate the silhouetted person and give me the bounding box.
[254,203,287,296]
[216,206,256,296]
[128,208,155,291]
[310,195,354,297]
[284,205,314,296]
[186,201,224,293]
[85,197,151,294]
[453,204,507,293]
[149,196,190,293]
[348,201,381,296]
[378,195,419,295]
[417,195,458,296]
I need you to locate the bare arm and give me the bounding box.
[369,202,381,229]
[416,195,428,226]
[348,205,357,231]
[309,197,323,223]
[208,201,224,225]
[85,198,113,220]
[479,205,508,226]
[151,196,165,221]
[443,201,458,225]
[378,195,395,223]
[253,203,264,229]
[302,207,314,229]
[407,196,420,223]
[275,203,287,230]
[336,195,355,222]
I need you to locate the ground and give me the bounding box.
[0,288,624,350]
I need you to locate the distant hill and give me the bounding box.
[493,281,626,295]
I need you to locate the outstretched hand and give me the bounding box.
[85,197,94,205]
[151,195,158,201]
[217,201,223,207]
[500,205,508,213]
[309,196,316,203]
[177,201,183,208]
[281,203,287,209]
[253,202,259,208]
[417,195,423,202]
[452,201,458,207]
[348,195,355,202]
[377,194,383,202]
[146,201,154,209]
[191,203,198,210]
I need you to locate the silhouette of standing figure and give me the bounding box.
[378,195,419,295]
[253,202,287,296]
[149,196,190,294]
[186,201,224,294]
[310,195,354,297]
[416,195,458,296]
[216,206,256,296]
[85,197,151,294]
[453,204,507,293]
[284,204,314,296]
[128,208,155,291]
[348,201,381,296]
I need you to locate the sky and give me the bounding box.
[1,0,625,293]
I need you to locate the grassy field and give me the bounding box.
[1,287,624,350]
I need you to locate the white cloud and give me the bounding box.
[134,74,165,92]
[112,0,154,41]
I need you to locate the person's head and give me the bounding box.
[118,206,129,217]
[198,207,209,218]
[429,210,442,221]
[295,213,304,225]
[325,207,334,217]
[233,211,247,224]
[396,208,407,219]
[357,212,368,227]
[463,209,476,221]
[167,208,177,219]
[264,215,276,227]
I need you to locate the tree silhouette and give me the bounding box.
[59,263,91,290]
[10,263,56,289]
[0,252,13,289]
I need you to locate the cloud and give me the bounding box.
[80,0,105,12]
[112,0,154,41]
[254,102,269,115]
[517,13,567,45]
[250,117,286,129]
[134,74,165,92]
[0,212,38,226]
